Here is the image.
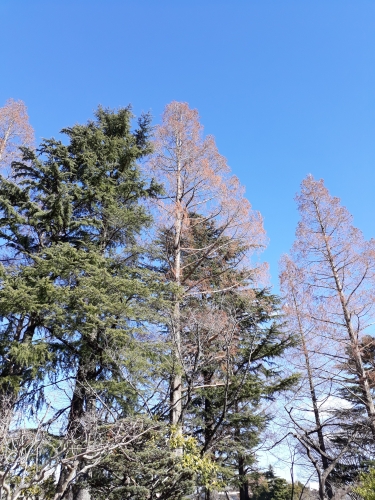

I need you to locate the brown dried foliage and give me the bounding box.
[280,175,375,486]
[0,99,34,177]
[292,176,375,370]
[150,101,268,292]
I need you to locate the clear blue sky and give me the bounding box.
[2,0,375,289]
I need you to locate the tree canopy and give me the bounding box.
[0,100,373,500]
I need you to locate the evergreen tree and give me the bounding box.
[0,106,175,499]
[328,336,375,490]
[251,467,292,500]
[87,422,194,500]
[157,214,296,499]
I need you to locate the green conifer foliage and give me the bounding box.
[0,106,164,410]
[251,467,292,500]
[156,214,297,499]
[0,107,177,499]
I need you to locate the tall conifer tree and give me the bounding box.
[149,102,267,450]
[0,107,171,499]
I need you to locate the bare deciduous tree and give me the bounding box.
[0,395,156,500]
[292,175,375,434]
[280,256,336,499]
[279,175,375,498]
[150,101,266,446]
[0,99,34,177]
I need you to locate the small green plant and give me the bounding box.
[354,468,375,500]
[169,428,224,490]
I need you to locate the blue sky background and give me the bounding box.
[2,0,375,289]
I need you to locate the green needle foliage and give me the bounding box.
[355,468,375,500]
[0,106,167,414]
[156,214,297,499]
[0,102,297,500]
[0,106,181,499]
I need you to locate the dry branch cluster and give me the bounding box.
[280,176,375,499]
[0,396,152,500]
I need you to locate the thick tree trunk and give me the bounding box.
[57,356,96,500]
[238,453,250,500]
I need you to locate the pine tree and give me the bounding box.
[0,106,174,499]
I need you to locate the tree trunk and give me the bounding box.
[315,202,375,437]
[293,294,333,500]
[171,138,183,455]
[203,371,216,500]
[204,372,214,450]
[239,453,250,500]
[302,339,333,499]
[57,356,96,500]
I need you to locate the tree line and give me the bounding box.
[0,99,373,500]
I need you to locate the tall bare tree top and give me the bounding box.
[150,101,267,287]
[0,98,34,177]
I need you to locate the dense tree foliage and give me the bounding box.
[2,100,373,500]
[0,103,176,500]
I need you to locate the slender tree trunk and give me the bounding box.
[203,372,214,451]
[284,278,333,500]
[315,202,375,437]
[233,399,250,500]
[204,372,215,500]
[171,137,183,455]
[300,330,333,499]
